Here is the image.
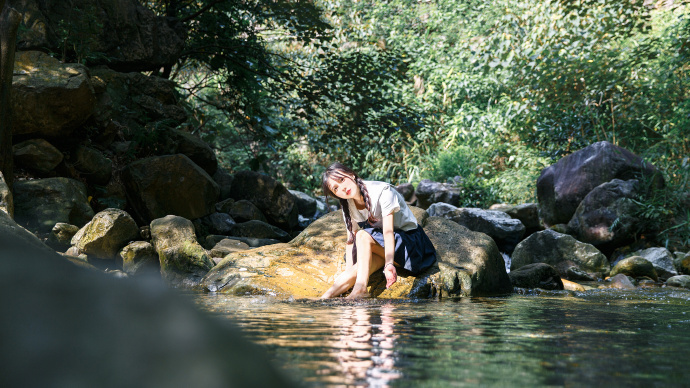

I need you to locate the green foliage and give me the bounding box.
[54,1,108,64]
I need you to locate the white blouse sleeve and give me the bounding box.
[378,185,401,217]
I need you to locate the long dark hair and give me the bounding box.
[322,162,378,244]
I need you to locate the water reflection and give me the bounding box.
[332,304,401,387]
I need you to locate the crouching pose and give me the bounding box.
[320,162,437,299]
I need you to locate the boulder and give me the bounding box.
[230,220,290,242]
[426,202,460,218]
[666,275,690,289]
[71,209,139,259]
[0,171,12,217]
[48,222,80,249]
[603,273,636,289]
[0,211,298,388]
[537,141,663,226]
[511,229,610,279]
[205,235,281,249]
[289,190,318,217]
[14,0,185,72]
[610,256,658,281]
[228,171,298,230]
[202,208,513,298]
[123,154,219,223]
[198,212,236,235]
[505,203,541,232]
[165,129,217,176]
[628,247,678,280]
[395,183,416,203]
[213,168,234,200]
[11,51,95,138]
[449,208,525,254]
[567,179,643,250]
[120,241,159,276]
[508,263,564,290]
[415,179,460,209]
[12,138,63,173]
[220,199,268,223]
[13,177,94,234]
[72,145,113,185]
[150,215,215,288]
[210,239,251,261]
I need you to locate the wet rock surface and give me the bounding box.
[509,263,564,290]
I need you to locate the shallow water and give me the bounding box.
[194,288,690,387]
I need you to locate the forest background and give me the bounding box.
[60,0,689,247]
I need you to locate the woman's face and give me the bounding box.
[327,173,359,200]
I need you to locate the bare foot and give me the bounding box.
[346,285,369,299]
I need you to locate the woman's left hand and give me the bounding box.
[384,264,397,288]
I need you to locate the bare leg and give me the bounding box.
[346,231,385,299]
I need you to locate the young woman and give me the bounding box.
[320,162,437,299]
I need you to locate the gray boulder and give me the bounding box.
[228,171,298,230]
[511,229,610,279]
[12,51,95,137]
[14,0,185,72]
[509,263,564,290]
[628,247,678,280]
[120,241,159,276]
[395,183,416,203]
[13,138,63,173]
[0,211,297,388]
[415,179,460,209]
[426,202,459,218]
[537,141,663,226]
[289,190,318,217]
[610,256,658,281]
[150,215,215,288]
[666,275,690,289]
[230,220,290,242]
[567,179,643,249]
[198,212,236,235]
[13,177,94,234]
[0,171,12,217]
[449,208,525,254]
[123,154,219,223]
[71,209,139,259]
[205,235,280,250]
[218,199,268,223]
[73,145,113,185]
[210,239,251,262]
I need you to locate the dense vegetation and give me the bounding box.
[56,0,689,248]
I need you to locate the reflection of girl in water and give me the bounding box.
[320,162,437,299]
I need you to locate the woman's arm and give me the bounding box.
[382,212,397,288]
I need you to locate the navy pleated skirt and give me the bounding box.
[353,221,437,275]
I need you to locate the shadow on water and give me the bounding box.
[195,289,690,387]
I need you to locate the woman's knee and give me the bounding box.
[355,230,373,245]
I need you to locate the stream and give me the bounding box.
[194,287,690,387]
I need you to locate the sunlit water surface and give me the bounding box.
[194,288,690,387]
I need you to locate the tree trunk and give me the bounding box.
[0,1,20,191]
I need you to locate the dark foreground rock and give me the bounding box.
[201,208,512,298]
[0,211,297,388]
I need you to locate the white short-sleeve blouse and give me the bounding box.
[345,180,418,231]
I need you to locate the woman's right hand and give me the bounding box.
[384,263,397,288]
